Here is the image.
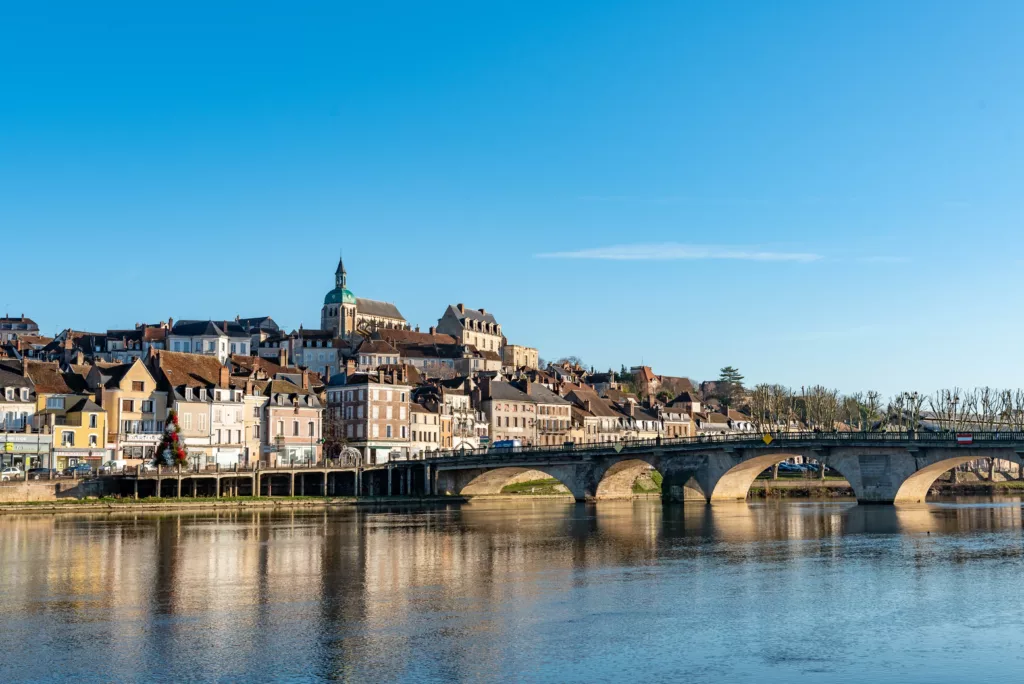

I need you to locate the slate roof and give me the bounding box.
[445,304,497,325]
[170,320,249,339]
[486,381,533,403]
[0,362,32,390]
[356,339,399,355]
[356,298,405,321]
[523,382,571,405]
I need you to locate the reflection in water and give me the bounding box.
[3,499,1024,683]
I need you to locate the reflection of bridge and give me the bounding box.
[424,432,1024,504]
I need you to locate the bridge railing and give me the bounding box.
[426,430,1024,462]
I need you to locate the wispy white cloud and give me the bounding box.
[535,242,822,263]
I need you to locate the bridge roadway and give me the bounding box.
[422,431,1024,504]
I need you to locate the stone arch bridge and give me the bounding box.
[425,432,1024,504]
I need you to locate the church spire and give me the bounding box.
[335,254,346,288]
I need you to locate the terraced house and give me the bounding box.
[0,360,34,431]
[23,361,108,469]
[326,368,410,464]
[152,350,248,468]
[259,372,323,466]
[88,358,167,463]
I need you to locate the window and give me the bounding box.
[121,399,134,412]
[198,414,207,431]
[253,406,260,417]
[185,388,193,401]
[199,389,206,401]
[358,389,364,401]
[307,421,315,437]
[292,420,299,436]
[399,406,405,420]
[253,425,260,439]
[214,409,222,422]
[61,431,74,446]
[141,400,154,413]
[216,429,221,444]
[372,406,379,419]
[19,388,28,401]
[132,381,144,392]
[401,425,407,438]
[346,424,353,438]
[386,406,393,419]
[386,425,392,438]
[46,396,64,410]
[400,392,406,402]
[356,424,363,438]
[183,413,192,430]
[173,341,181,352]
[277,420,284,435]
[357,405,364,419]
[231,343,237,354]
[372,424,379,438]
[385,390,392,402]
[89,435,97,447]
[89,414,97,428]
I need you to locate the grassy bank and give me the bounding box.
[500,478,570,496]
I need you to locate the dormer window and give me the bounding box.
[4,388,13,401]
[20,388,28,401]
[199,389,207,401]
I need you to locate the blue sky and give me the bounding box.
[3,1,1023,396]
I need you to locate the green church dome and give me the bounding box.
[324,288,356,305]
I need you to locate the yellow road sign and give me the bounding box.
[762,434,774,445]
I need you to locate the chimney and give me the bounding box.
[584,399,592,413]
[479,308,486,315]
[75,350,84,366]
[278,347,288,368]
[457,303,465,314]
[245,377,254,395]
[21,359,29,378]
[378,368,385,383]
[415,325,420,333]
[301,370,309,390]
[167,317,173,329]
[345,358,356,376]
[429,326,436,335]
[219,365,230,389]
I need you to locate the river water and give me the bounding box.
[3,498,1024,683]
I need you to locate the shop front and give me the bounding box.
[2,432,54,470]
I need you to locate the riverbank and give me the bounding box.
[0,495,467,514]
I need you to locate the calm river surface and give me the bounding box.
[4,498,1024,683]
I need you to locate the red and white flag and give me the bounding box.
[956,433,973,445]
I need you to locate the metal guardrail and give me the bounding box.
[425,431,1024,463]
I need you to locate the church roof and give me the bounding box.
[324,288,356,305]
[356,298,405,321]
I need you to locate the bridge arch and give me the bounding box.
[893,455,1024,504]
[706,451,851,503]
[446,465,583,500]
[595,459,661,499]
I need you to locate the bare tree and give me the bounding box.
[928,388,976,432]
[863,390,885,431]
[805,386,840,431]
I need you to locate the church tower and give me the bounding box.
[321,256,357,336]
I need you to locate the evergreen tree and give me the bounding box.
[716,366,745,410]
[155,410,188,467]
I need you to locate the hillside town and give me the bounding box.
[0,258,763,474]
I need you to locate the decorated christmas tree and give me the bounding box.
[156,409,188,467]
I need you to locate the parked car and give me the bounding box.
[139,461,160,473]
[63,463,94,477]
[27,467,59,480]
[1,466,24,482]
[100,460,128,474]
